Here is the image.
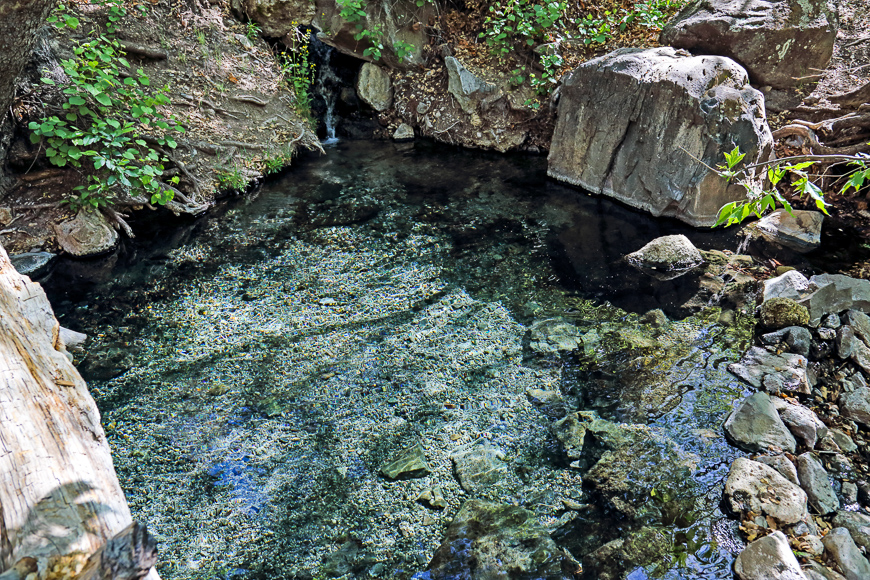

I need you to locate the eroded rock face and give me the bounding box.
[313,0,435,68]
[230,0,317,37]
[53,209,119,257]
[724,457,808,525]
[423,500,576,579]
[548,47,773,227]
[356,63,392,112]
[661,0,838,99]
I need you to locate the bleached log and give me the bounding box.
[0,243,159,578]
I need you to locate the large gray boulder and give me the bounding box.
[772,398,827,449]
[733,531,808,580]
[356,63,392,112]
[839,387,870,427]
[660,0,837,110]
[725,392,797,453]
[724,457,808,525]
[798,274,870,325]
[832,511,870,552]
[424,500,576,579]
[548,47,773,227]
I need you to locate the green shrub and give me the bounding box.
[31,0,184,209]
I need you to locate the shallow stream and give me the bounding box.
[45,140,754,579]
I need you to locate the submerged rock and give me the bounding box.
[624,234,704,280]
[733,530,808,580]
[528,318,583,353]
[450,438,507,492]
[724,392,796,453]
[422,500,576,579]
[724,457,808,525]
[548,46,772,227]
[380,442,431,480]
[582,527,672,580]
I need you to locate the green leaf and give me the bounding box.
[94,92,112,106]
[69,95,87,106]
[41,77,56,86]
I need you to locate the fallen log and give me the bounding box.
[0,243,159,579]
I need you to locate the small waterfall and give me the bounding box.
[310,34,341,145]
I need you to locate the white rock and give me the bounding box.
[733,530,808,580]
[724,457,808,525]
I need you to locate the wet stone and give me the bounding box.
[733,531,806,580]
[724,457,808,526]
[528,318,583,353]
[450,438,507,492]
[551,412,587,460]
[729,347,810,395]
[416,486,447,510]
[380,442,431,480]
[822,527,870,580]
[525,388,568,420]
[724,392,797,453]
[796,453,839,515]
[421,500,575,579]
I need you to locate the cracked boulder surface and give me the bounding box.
[547,46,774,228]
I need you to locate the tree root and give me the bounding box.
[102,206,134,238]
[772,124,870,155]
[118,41,167,60]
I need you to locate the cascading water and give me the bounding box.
[310,34,341,145]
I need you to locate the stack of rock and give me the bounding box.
[723,270,870,580]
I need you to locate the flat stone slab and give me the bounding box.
[450,438,507,492]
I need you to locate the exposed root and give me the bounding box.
[102,206,135,238]
[772,124,870,155]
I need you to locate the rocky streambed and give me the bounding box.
[41,140,794,579]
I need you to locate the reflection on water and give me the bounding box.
[44,140,747,580]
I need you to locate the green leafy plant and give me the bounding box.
[278,27,315,116]
[217,166,248,190]
[334,0,429,62]
[30,0,184,209]
[713,146,831,227]
[245,20,262,40]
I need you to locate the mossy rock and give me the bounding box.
[759,297,809,330]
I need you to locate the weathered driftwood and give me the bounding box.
[0,243,159,579]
